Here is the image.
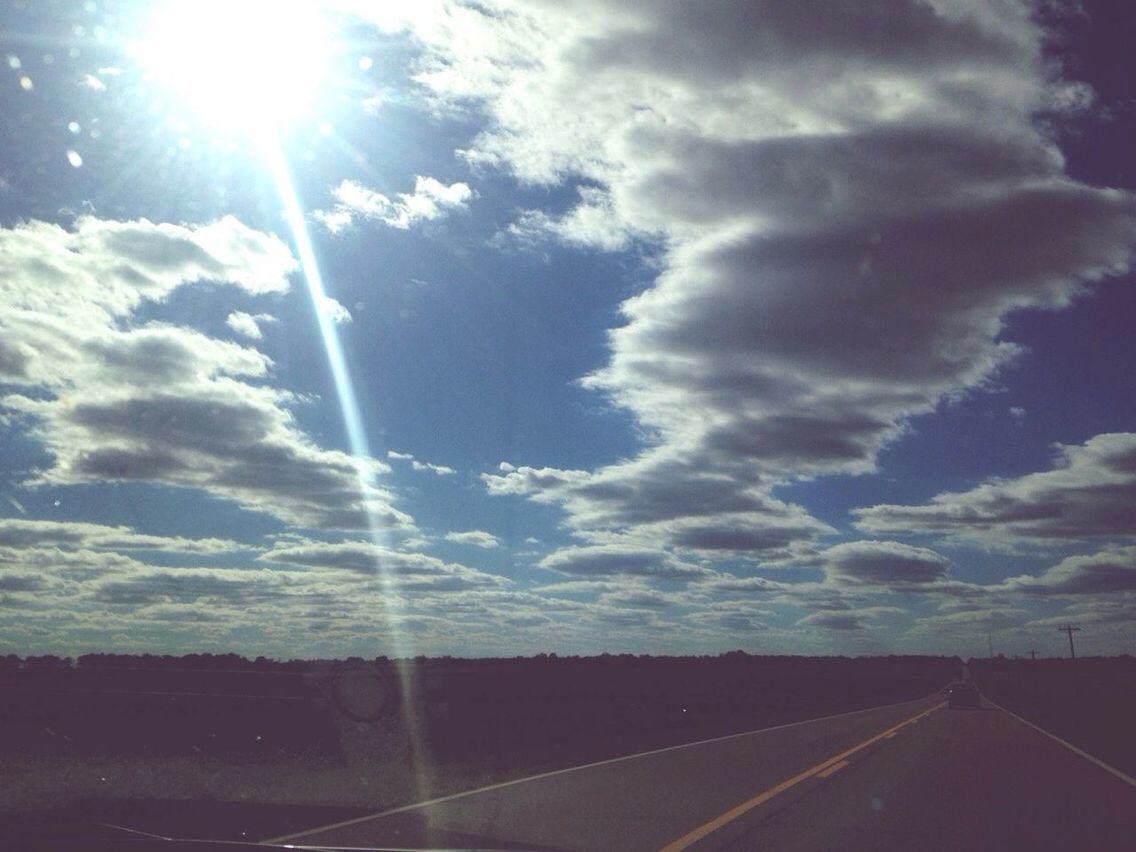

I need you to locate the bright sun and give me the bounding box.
[136,0,334,132]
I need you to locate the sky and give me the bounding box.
[0,0,1134,660]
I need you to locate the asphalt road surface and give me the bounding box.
[269,689,1136,851]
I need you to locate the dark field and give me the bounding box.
[2,652,959,842]
[969,656,1136,777]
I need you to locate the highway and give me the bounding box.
[269,689,1136,851]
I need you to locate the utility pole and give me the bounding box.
[987,630,994,658]
[1029,649,1037,661]
[1058,625,1081,659]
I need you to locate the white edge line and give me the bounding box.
[267,688,949,844]
[985,697,1136,789]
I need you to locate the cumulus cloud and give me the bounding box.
[0,518,251,554]
[799,606,902,632]
[444,530,501,549]
[485,448,833,567]
[823,540,951,588]
[314,176,473,233]
[538,544,710,579]
[225,310,276,340]
[373,1,1135,568]
[0,215,408,531]
[855,433,1136,545]
[685,599,771,633]
[259,538,508,590]
[1002,546,1136,596]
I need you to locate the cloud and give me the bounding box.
[538,544,711,579]
[1003,546,1136,596]
[499,186,641,252]
[314,176,473,233]
[799,606,901,632]
[686,600,771,633]
[444,530,501,549]
[0,215,408,532]
[320,296,353,325]
[225,311,276,340]
[485,448,832,560]
[0,216,292,385]
[481,463,590,497]
[413,460,455,475]
[388,450,457,476]
[377,1,1135,562]
[259,538,508,590]
[0,518,251,554]
[822,540,951,588]
[855,433,1136,545]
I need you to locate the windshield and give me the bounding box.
[1,1,1134,849]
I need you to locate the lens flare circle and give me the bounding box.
[137,0,332,130]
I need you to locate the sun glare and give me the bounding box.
[136,0,334,132]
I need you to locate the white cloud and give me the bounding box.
[373,1,1134,562]
[387,450,456,476]
[500,186,641,252]
[444,530,501,549]
[225,311,276,340]
[412,460,455,476]
[320,296,352,324]
[0,215,408,532]
[314,176,473,233]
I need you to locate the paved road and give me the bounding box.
[269,689,1135,851]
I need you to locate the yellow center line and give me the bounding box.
[658,702,944,852]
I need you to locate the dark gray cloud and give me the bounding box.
[1003,547,1136,596]
[0,574,46,593]
[855,433,1136,545]
[485,448,831,559]
[798,611,869,631]
[823,540,951,588]
[11,387,406,531]
[95,570,261,606]
[574,0,1029,83]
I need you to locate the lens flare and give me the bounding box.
[264,141,431,801]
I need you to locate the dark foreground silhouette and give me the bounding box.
[0,651,1050,846]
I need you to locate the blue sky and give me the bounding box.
[1,0,1134,659]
